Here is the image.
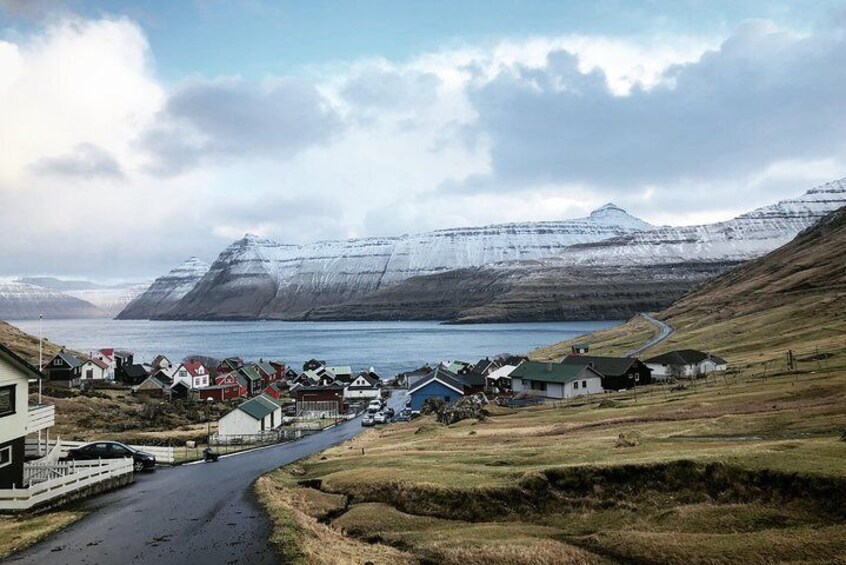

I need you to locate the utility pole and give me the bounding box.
[38,314,43,454]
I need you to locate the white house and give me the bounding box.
[0,343,55,489]
[644,350,728,381]
[485,364,518,392]
[343,372,381,399]
[80,358,109,381]
[172,360,210,390]
[510,362,604,399]
[217,395,281,438]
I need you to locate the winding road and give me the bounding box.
[625,312,673,357]
[10,393,404,565]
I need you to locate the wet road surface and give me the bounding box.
[10,393,404,565]
[625,312,673,356]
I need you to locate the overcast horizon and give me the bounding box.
[2,0,846,281]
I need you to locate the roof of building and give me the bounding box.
[510,361,602,385]
[239,365,262,382]
[84,357,109,370]
[0,342,43,379]
[644,350,728,366]
[560,355,640,377]
[460,371,487,387]
[486,364,518,381]
[139,375,167,389]
[349,372,380,388]
[123,364,149,379]
[325,365,352,376]
[255,362,276,376]
[446,361,472,374]
[409,367,465,396]
[151,354,171,367]
[50,351,84,368]
[179,360,206,377]
[237,395,279,420]
[471,358,498,374]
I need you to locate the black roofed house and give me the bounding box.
[571,343,590,355]
[460,371,487,394]
[119,364,150,386]
[113,350,135,380]
[43,351,83,387]
[170,380,191,400]
[302,359,327,372]
[510,361,604,399]
[217,357,244,375]
[471,358,500,376]
[644,350,728,381]
[560,355,652,391]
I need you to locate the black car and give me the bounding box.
[65,441,156,472]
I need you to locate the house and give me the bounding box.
[485,364,519,393]
[90,349,117,380]
[292,385,344,418]
[237,365,264,396]
[460,371,487,394]
[149,368,173,387]
[401,365,433,389]
[407,367,465,412]
[269,360,287,381]
[446,361,473,375]
[571,343,590,355]
[644,350,729,380]
[560,355,653,391]
[112,351,135,380]
[470,358,500,376]
[119,364,149,386]
[216,372,247,397]
[217,395,282,438]
[302,359,327,372]
[173,360,210,390]
[343,372,381,399]
[150,355,173,375]
[217,357,244,375]
[0,343,55,489]
[199,383,240,402]
[43,351,83,387]
[253,362,276,387]
[325,365,353,382]
[510,361,604,399]
[136,375,168,397]
[263,381,286,400]
[80,358,109,381]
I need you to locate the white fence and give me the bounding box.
[26,404,55,434]
[26,439,175,465]
[0,459,133,511]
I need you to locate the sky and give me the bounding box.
[1,0,846,281]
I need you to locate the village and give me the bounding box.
[0,336,730,516]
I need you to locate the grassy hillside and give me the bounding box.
[257,208,846,564]
[0,320,66,364]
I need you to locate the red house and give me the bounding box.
[292,385,344,417]
[199,383,240,402]
[263,381,286,400]
[216,372,247,397]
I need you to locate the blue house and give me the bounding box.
[407,367,465,412]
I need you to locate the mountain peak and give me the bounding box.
[590,203,626,216]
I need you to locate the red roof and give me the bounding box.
[86,358,109,370]
[99,348,114,359]
[180,360,206,377]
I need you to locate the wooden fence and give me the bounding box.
[0,458,133,511]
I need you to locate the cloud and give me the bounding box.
[140,76,342,176]
[459,21,846,194]
[341,68,441,111]
[30,143,124,179]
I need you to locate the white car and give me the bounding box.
[374,412,389,424]
[368,399,382,411]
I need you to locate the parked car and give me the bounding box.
[368,399,382,411]
[64,441,156,472]
[392,410,412,423]
[361,413,376,427]
[385,407,395,418]
[374,412,389,424]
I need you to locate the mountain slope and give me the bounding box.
[116,257,209,319]
[157,205,655,320]
[534,205,846,363]
[0,281,108,320]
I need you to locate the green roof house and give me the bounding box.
[509,361,604,399]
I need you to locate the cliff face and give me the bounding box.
[155,205,655,320]
[122,178,846,322]
[116,257,209,319]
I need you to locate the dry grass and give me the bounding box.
[531,314,658,361]
[0,511,85,560]
[255,474,417,565]
[0,320,70,364]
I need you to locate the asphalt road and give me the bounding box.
[10,392,405,565]
[625,312,674,356]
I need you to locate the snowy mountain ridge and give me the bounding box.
[116,257,210,320]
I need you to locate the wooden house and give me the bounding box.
[43,351,83,387]
[560,355,653,391]
[407,367,465,412]
[80,358,109,381]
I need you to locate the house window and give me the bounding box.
[574,381,579,389]
[0,385,15,418]
[54,358,62,365]
[444,396,451,403]
[0,445,12,470]
[582,380,587,387]
[86,369,94,379]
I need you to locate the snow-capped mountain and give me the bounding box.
[147,205,654,319]
[0,281,109,319]
[552,179,846,266]
[66,284,150,317]
[116,257,209,319]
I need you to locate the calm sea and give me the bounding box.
[11,319,620,378]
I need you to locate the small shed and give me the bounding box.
[199,383,240,402]
[218,395,282,438]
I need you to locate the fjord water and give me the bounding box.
[13,319,620,377]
